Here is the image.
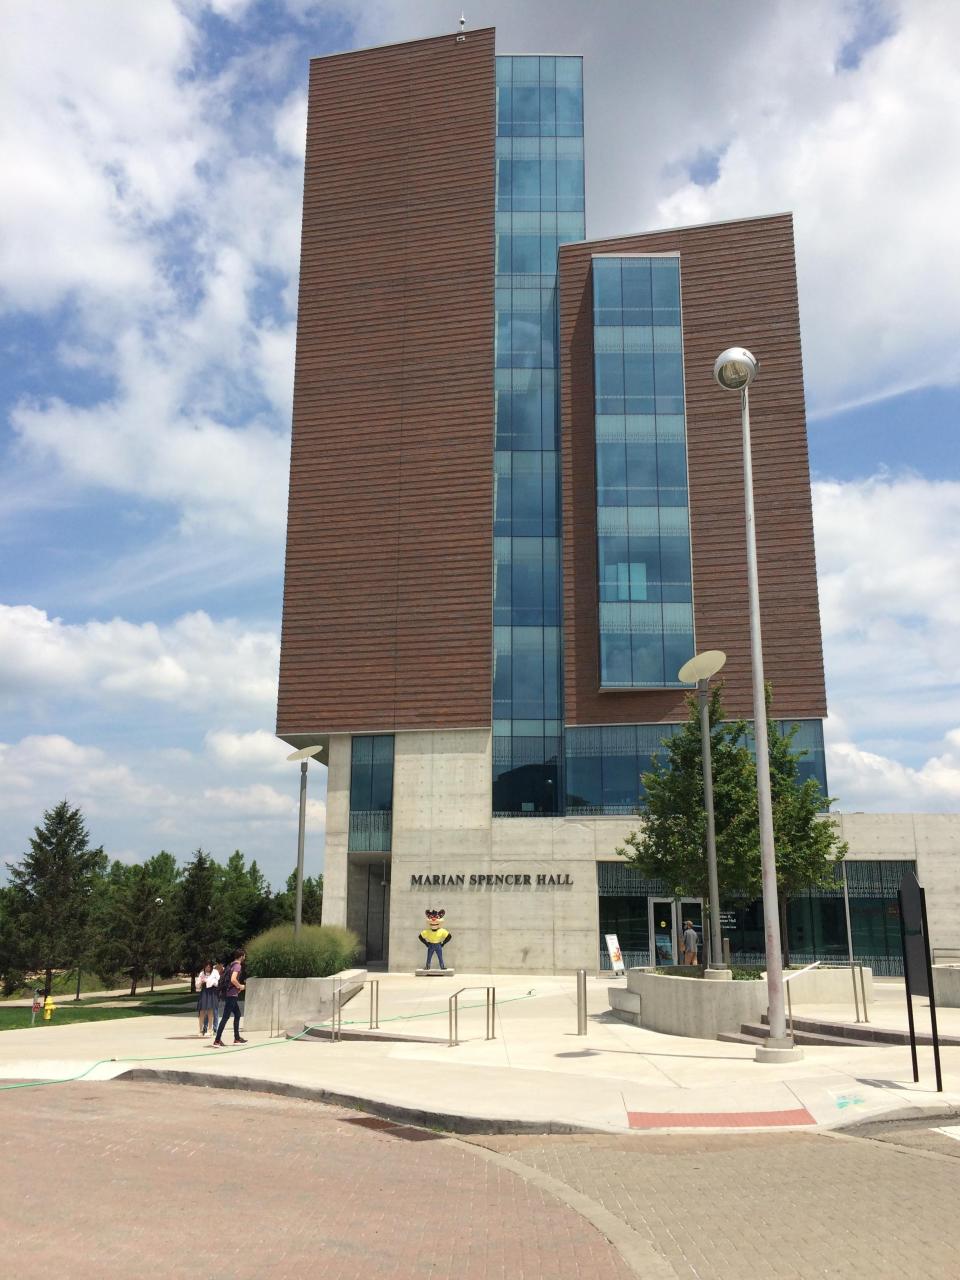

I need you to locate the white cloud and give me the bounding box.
[0,733,324,883]
[0,735,176,822]
[827,730,960,811]
[0,605,279,713]
[205,729,291,771]
[0,0,207,314]
[204,782,324,824]
[814,472,960,809]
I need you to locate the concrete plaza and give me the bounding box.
[1,972,958,1133]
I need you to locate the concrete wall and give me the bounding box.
[387,729,637,973]
[932,966,960,1007]
[319,733,351,929]
[624,968,767,1039]
[244,969,366,1032]
[839,813,960,958]
[785,965,874,1005]
[318,733,960,978]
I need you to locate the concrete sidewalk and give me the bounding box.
[1,971,957,1133]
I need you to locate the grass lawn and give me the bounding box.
[2,973,193,1001]
[0,1005,176,1032]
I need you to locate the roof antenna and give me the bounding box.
[456,11,467,42]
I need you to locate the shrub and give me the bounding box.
[245,924,359,979]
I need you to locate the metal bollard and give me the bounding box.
[369,980,379,1030]
[576,968,588,1035]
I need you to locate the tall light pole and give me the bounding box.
[678,649,728,977]
[286,743,326,937]
[713,347,800,1061]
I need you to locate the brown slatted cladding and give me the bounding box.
[277,31,495,736]
[558,214,827,726]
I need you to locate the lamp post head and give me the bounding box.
[714,347,758,391]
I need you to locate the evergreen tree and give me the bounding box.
[273,872,324,926]
[0,884,27,996]
[95,862,172,995]
[217,851,268,953]
[143,852,181,985]
[6,801,107,996]
[177,849,221,990]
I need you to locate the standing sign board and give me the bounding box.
[898,870,942,1091]
[605,933,626,975]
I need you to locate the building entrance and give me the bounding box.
[647,897,705,966]
[364,863,390,968]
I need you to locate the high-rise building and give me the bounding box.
[277,27,829,972]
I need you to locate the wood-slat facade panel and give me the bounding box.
[558,214,827,726]
[277,30,496,736]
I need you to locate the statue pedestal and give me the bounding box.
[415,968,455,977]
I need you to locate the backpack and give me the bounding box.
[217,965,234,999]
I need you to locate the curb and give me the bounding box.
[115,1067,604,1135]
[454,1138,679,1279]
[834,1104,960,1135]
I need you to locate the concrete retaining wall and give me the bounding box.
[785,966,874,1006]
[243,969,366,1032]
[624,968,767,1039]
[933,965,960,1007]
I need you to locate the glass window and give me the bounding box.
[349,734,394,851]
[593,256,693,687]
[494,56,582,815]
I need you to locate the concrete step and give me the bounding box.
[760,1012,960,1047]
[738,1021,879,1048]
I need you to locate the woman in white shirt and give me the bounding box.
[196,961,220,1036]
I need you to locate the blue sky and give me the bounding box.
[2,0,959,887]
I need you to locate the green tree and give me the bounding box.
[619,688,760,904]
[6,801,107,996]
[217,851,276,953]
[143,852,181,986]
[0,884,27,996]
[95,861,172,995]
[178,849,222,990]
[618,687,846,961]
[273,872,324,926]
[768,723,847,962]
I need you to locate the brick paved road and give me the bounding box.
[0,1082,633,1280]
[7,1081,960,1279]
[472,1128,960,1279]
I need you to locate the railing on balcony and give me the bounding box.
[348,810,392,852]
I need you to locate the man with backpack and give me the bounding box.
[213,948,247,1047]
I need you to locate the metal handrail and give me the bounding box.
[448,986,496,1047]
[783,961,820,1038]
[780,959,871,1033]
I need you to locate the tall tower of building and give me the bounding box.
[277,28,826,972]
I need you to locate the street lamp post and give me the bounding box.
[286,743,326,937]
[678,649,728,976]
[713,347,800,1061]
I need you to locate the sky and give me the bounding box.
[2,0,959,888]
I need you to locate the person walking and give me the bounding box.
[682,920,699,966]
[196,961,220,1037]
[213,949,247,1047]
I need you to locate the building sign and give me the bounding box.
[409,872,574,888]
[605,933,625,974]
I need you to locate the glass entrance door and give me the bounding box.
[649,899,677,966]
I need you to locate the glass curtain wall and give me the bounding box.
[592,255,695,688]
[566,719,827,815]
[348,734,394,852]
[493,55,584,814]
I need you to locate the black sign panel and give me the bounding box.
[899,870,929,998]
